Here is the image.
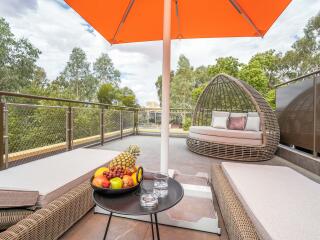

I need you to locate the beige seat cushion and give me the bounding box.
[222,162,320,240]
[189,132,262,146]
[0,190,38,208]
[189,126,262,140]
[0,149,120,207]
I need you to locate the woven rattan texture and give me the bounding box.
[0,181,94,240]
[187,74,279,161]
[211,164,260,240]
[0,209,33,231]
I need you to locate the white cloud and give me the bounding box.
[1,0,319,105]
[0,0,38,17]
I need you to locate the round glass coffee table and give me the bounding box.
[93,175,184,240]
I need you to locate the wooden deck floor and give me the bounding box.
[60,135,320,240]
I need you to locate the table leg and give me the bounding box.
[150,214,154,240]
[154,213,160,240]
[103,212,113,240]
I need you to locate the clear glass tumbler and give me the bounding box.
[140,182,158,208]
[153,172,169,198]
[140,191,158,208]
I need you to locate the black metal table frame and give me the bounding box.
[102,212,160,240]
[94,176,184,240]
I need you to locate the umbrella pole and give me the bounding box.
[160,0,171,174]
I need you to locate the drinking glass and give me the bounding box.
[153,172,169,198]
[140,181,158,208]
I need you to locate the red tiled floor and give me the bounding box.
[60,210,221,240]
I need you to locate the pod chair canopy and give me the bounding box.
[187,74,279,161]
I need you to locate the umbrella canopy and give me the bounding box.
[65,0,291,44]
[65,0,291,173]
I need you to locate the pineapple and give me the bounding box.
[109,151,136,168]
[127,144,140,157]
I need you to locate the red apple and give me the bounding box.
[102,179,110,188]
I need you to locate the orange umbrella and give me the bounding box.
[65,0,291,172]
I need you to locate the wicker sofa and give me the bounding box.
[0,181,93,240]
[187,74,280,161]
[0,149,119,240]
[211,164,260,240]
[212,162,320,240]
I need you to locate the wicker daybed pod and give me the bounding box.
[187,74,279,161]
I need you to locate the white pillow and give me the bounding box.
[248,112,259,117]
[212,116,229,129]
[211,111,230,129]
[245,116,260,131]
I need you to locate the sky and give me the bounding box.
[0,0,319,106]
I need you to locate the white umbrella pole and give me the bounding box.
[160,0,171,174]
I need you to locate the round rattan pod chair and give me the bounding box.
[186,74,279,161]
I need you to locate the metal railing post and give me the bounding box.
[66,107,73,151]
[313,76,317,157]
[120,110,123,139]
[134,110,139,135]
[100,108,105,145]
[0,101,8,170]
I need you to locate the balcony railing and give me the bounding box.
[137,108,193,135]
[0,91,192,170]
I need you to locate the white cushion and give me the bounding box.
[189,132,262,146]
[212,116,228,129]
[211,111,229,129]
[189,126,262,140]
[221,162,320,240]
[0,149,120,207]
[248,112,259,117]
[245,116,260,131]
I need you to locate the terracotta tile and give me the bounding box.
[144,224,220,240]
[60,211,149,240]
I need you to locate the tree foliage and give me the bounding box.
[97,84,138,107]
[93,53,120,86]
[57,47,97,100]
[0,18,41,92]
[170,55,194,108]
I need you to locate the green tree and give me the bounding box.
[118,86,137,107]
[93,53,120,86]
[208,57,242,77]
[191,85,206,106]
[97,83,119,104]
[249,50,282,87]
[0,18,40,92]
[239,60,269,96]
[170,55,194,108]
[155,71,174,106]
[280,13,320,79]
[58,47,97,100]
[193,66,210,87]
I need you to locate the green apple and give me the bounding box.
[110,177,123,189]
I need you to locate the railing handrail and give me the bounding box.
[0,91,138,111]
[139,107,192,111]
[274,69,320,88]
[0,91,194,112]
